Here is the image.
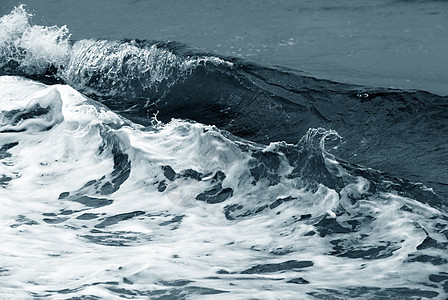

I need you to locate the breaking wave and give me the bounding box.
[1,6,447,299]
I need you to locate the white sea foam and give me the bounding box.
[0,76,447,299]
[0,5,70,74]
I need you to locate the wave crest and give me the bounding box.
[0,5,70,75]
[0,5,233,96]
[64,39,232,98]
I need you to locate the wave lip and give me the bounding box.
[64,39,233,99]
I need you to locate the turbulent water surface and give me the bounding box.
[0,4,448,300]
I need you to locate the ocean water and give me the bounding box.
[0,2,447,299]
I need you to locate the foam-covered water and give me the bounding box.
[1,5,447,299]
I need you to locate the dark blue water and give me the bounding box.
[0,2,447,299]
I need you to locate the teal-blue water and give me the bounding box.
[0,2,447,299]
